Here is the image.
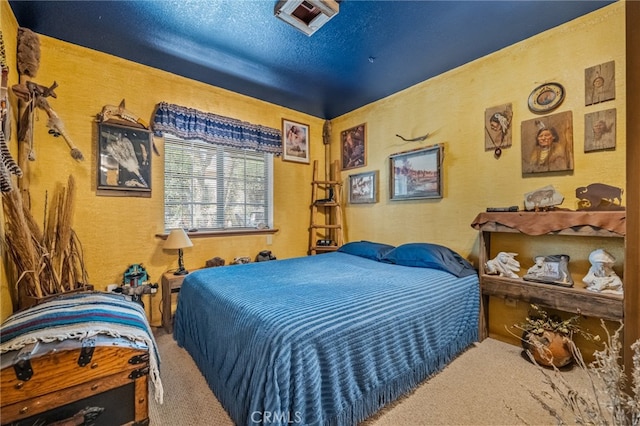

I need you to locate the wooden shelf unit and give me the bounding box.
[308,160,344,255]
[472,211,626,341]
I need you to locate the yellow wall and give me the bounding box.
[1,0,628,345]
[331,3,626,346]
[0,0,324,324]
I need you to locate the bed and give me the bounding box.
[173,241,479,426]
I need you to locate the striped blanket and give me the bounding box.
[0,292,163,404]
[175,252,479,425]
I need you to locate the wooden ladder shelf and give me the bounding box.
[309,160,344,255]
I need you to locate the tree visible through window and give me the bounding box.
[163,134,273,231]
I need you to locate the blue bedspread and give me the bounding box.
[174,252,478,425]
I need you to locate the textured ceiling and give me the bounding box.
[8,0,614,119]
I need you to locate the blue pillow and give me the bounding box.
[381,243,477,277]
[337,241,396,261]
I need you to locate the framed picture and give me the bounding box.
[341,123,366,170]
[97,122,152,193]
[389,145,443,201]
[521,111,574,174]
[348,170,378,204]
[282,119,310,163]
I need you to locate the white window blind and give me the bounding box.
[164,134,273,231]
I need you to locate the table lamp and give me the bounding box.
[164,228,193,275]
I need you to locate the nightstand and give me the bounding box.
[161,272,186,333]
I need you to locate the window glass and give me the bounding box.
[164,134,273,231]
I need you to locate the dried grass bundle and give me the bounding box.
[517,322,639,425]
[2,175,88,307]
[1,189,40,297]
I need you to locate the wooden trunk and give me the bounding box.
[1,335,150,425]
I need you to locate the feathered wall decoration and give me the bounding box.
[17,27,40,78]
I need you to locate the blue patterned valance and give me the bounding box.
[152,102,282,155]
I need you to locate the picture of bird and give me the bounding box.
[101,129,148,187]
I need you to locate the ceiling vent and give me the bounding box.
[275,0,339,36]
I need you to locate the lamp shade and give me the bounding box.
[164,229,194,249]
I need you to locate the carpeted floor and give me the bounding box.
[149,328,592,425]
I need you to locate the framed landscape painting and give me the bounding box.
[282,119,310,163]
[389,145,443,200]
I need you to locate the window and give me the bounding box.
[164,134,273,232]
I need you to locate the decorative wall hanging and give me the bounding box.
[16,27,40,78]
[282,118,310,164]
[12,28,83,164]
[484,103,512,158]
[12,81,84,162]
[395,132,430,143]
[389,144,442,201]
[97,99,150,129]
[341,123,366,170]
[322,120,331,146]
[521,111,574,174]
[584,108,616,152]
[97,122,152,193]
[348,170,378,204]
[527,82,564,113]
[585,61,615,106]
[1,32,23,193]
[575,182,624,211]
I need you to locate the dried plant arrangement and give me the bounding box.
[2,175,88,307]
[511,304,600,368]
[515,322,639,425]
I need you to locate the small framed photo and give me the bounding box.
[341,123,366,170]
[348,170,378,204]
[389,145,443,201]
[97,122,152,193]
[282,119,310,164]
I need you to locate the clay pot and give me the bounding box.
[522,330,573,368]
